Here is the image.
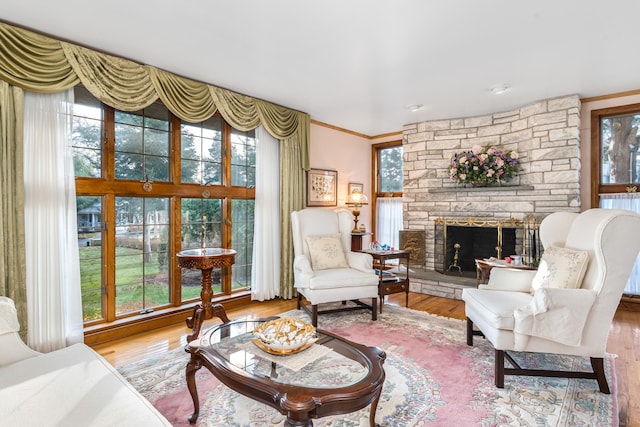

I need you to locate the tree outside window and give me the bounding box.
[599,113,640,185]
[379,146,403,193]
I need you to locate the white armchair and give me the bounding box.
[291,208,380,326]
[462,208,640,393]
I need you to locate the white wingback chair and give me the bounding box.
[462,208,640,393]
[291,208,380,326]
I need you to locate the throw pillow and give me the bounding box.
[305,234,349,270]
[531,245,590,291]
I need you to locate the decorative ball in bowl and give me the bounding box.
[253,317,316,354]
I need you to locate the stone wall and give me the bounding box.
[402,94,581,270]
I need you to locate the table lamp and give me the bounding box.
[346,191,369,233]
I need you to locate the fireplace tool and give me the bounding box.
[447,243,462,273]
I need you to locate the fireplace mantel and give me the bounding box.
[434,217,525,227]
[428,185,534,193]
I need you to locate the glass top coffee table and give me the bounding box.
[185,312,386,427]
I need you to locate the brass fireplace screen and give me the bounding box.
[434,217,540,274]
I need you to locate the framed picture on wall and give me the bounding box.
[307,168,338,206]
[348,182,363,195]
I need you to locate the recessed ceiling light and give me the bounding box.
[491,84,510,95]
[407,104,424,112]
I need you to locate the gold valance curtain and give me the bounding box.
[0,22,310,157]
[0,21,309,300]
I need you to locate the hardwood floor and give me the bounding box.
[93,292,639,426]
[609,307,640,427]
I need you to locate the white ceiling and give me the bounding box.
[2,1,640,136]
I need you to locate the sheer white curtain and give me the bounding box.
[23,89,83,351]
[600,193,640,295]
[376,197,403,249]
[251,126,280,301]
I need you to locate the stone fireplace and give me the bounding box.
[400,94,582,298]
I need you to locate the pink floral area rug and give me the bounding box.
[117,305,618,426]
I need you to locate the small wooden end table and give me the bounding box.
[177,248,236,342]
[351,232,372,251]
[475,258,536,285]
[360,249,410,313]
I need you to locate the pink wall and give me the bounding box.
[309,123,373,237]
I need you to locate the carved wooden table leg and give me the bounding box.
[186,354,203,424]
[210,303,230,323]
[283,414,312,426]
[186,306,204,343]
[178,248,236,330]
[369,385,383,427]
[186,267,214,328]
[186,303,230,343]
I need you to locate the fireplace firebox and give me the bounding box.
[434,218,528,275]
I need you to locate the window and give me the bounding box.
[592,103,640,206]
[77,196,103,321]
[73,86,255,325]
[592,104,640,297]
[180,198,223,300]
[71,91,102,178]
[231,199,255,290]
[379,145,403,193]
[231,128,256,187]
[115,105,170,182]
[114,197,170,315]
[181,116,222,185]
[372,141,403,248]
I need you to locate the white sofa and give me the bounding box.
[0,297,171,426]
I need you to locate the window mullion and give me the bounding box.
[222,121,232,187]
[170,116,181,184]
[170,197,181,305]
[169,117,181,306]
[103,193,117,322]
[103,107,116,322]
[222,122,233,294]
[103,107,115,182]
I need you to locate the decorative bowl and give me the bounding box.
[253,317,315,353]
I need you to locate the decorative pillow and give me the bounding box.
[531,245,590,291]
[305,234,349,270]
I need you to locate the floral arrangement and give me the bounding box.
[450,144,519,186]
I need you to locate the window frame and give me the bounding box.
[370,140,403,238]
[74,88,255,328]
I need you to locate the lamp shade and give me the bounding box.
[347,192,368,206]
